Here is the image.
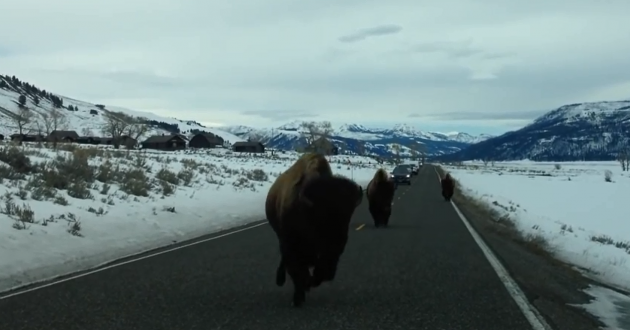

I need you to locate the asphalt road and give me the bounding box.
[0,165,536,330]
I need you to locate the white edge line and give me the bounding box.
[433,166,552,330]
[0,222,268,300]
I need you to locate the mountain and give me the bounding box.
[442,131,494,144]
[0,75,244,143]
[434,100,630,162]
[219,120,493,157]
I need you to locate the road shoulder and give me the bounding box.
[434,165,605,330]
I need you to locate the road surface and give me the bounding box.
[0,165,536,330]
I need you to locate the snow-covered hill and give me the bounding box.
[435,100,630,162]
[0,75,243,144]
[220,120,493,157]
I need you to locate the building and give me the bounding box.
[188,132,224,148]
[118,135,138,148]
[48,130,79,143]
[141,134,187,151]
[10,134,45,142]
[76,136,102,145]
[232,141,265,153]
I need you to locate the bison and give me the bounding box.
[366,168,396,228]
[441,173,455,201]
[265,152,364,307]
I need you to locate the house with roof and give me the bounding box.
[141,134,187,151]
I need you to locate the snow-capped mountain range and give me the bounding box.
[220,121,493,157]
[9,72,625,162]
[435,100,630,162]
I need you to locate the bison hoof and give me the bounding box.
[292,292,306,307]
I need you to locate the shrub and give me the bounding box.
[0,147,33,174]
[246,169,268,182]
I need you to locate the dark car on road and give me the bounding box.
[390,165,412,185]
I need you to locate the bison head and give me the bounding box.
[297,175,363,285]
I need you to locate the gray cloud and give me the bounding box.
[240,110,319,120]
[338,24,402,43]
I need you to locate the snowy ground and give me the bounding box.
[0,143,383,292]
[440,160,630,329]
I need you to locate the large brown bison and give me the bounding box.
[441,173,455,201]
[265,153,364,307]
[366,168,396,228]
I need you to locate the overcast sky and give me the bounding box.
[1,0,630,135]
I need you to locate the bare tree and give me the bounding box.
[101,111,136,149]
[123,116,149,148]
[391,143,402,164]
[409,148,419,160]
[80,127,94,137]
[39,108,70,148]
[409,141,427,163]
[9,107,35,145]
[355,140,366,156]
[299,121,334,146]
[620,150,629,171]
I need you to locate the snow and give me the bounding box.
[0,76,244,144]
[0,144,383,293]
[440,160,630,329]
[575,285,630,330]
[536,100,630,124]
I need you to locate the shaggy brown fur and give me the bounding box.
[441,173,455,201]
[265,152,363,307]
[366,168,396,228]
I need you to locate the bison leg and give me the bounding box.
[382,209,391,227]
[443,189,453,201]
[276,258,286,287]
[286,265,310,307]
[369,206,380,227]
[279,237,310,307]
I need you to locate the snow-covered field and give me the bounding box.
[0,143,383,292]
[440,160,630,329]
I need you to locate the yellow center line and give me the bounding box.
[355,223,366,231]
